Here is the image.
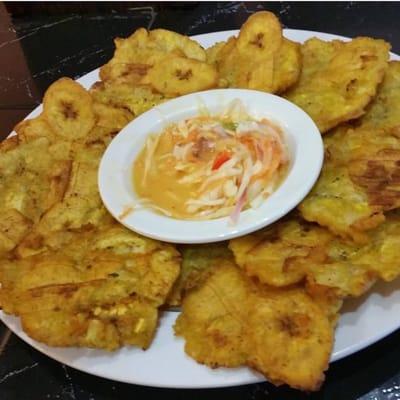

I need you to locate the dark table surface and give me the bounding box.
[1,2,400,399]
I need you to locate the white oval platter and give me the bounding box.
[1,28,400,389]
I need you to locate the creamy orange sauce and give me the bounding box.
[134,127,220,219]
[133,102,289,222]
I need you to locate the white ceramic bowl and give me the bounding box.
[98,89,323,243]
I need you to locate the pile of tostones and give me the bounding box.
[1,11,399,392]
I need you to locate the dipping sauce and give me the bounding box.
[133,100,289,222]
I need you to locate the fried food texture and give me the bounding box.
[174,262,248,367]
[14,116,57,143]
[90,81,166,116]
[208,12,301,93]
[0,210,33,256]
[175,263,334,391]
[84,102,134,146]
[167,243,233,305]
[148,29,206,61]
[141,55,218,96]
[246,287,333,391]
[237,11,282,56]
[0,137,71,255]
[299,161,385,242]
[229,218,332,286]
[326,127,400,212]
[205,41,226,66]
[4,10,400,392]
[273,38,302,93]
[16,144,107,258]
[0,222,180,350]
[306,212,400,297]
[100,27,206,81]
[285,37,390,133]
[93,101,134,130]
[43,78,96,140]
[230,210,400,299]
[357,61,400,131]
[99,27,216,97]
[326,63,400,212]
[300,63,400,239]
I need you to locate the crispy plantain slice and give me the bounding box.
[175,262,249,367]
[93,101,134,130]
[273,39,302,94]
[0,210,33,256]
[167,242,233,306]
[205,41,227,66]
[90,81,166,116]
[208,12,301,93]
[21,299,157,351]
[230,211,400,299]
[301,63,400,239]
[236,11,282,58]
[43,78,96,140]
[285,37,390,133]
[86,102,134,146]
[305,213,400,297]
[357,61,400,131]
[246,287,333,391]
[100,27,206,83]
[0,137,71,256]
[299,161,385,243]
[141,55,218,96]
[353,211,400,282]
[175,263,334,391]
[325,126,400,212]
[15,116,57,143]
[229,218,332,286]
[149,29,206,61]
[1,222,180,350]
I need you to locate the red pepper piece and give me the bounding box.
[212,151,231,170]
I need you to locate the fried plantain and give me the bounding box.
[357,61,400,131]
[174,262,249,367]
[100,27,206,85]
[43,78,96,140]
[14,116,57,143]
[16,144,106,258]
[210,12,301,93]
[167,242,233,306]
[93,101,134,130]
[236,11,282,58]
[1,222,180,350]
[21,298,157,350]
[229,218,332,286]
[141,55,218,96]
[285,37,390,133]
[299,161,385,242]
[230,210,400,299]
[86,102,134,146]
[300,63,400,239]
[0,137,71,256]
[246,286,333,391]
[175,263,334,391]
[149,29,206,61]
[90,81,166,116]
[0,210,33,256]
[305,213,400,298]
[273,39,302,93]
